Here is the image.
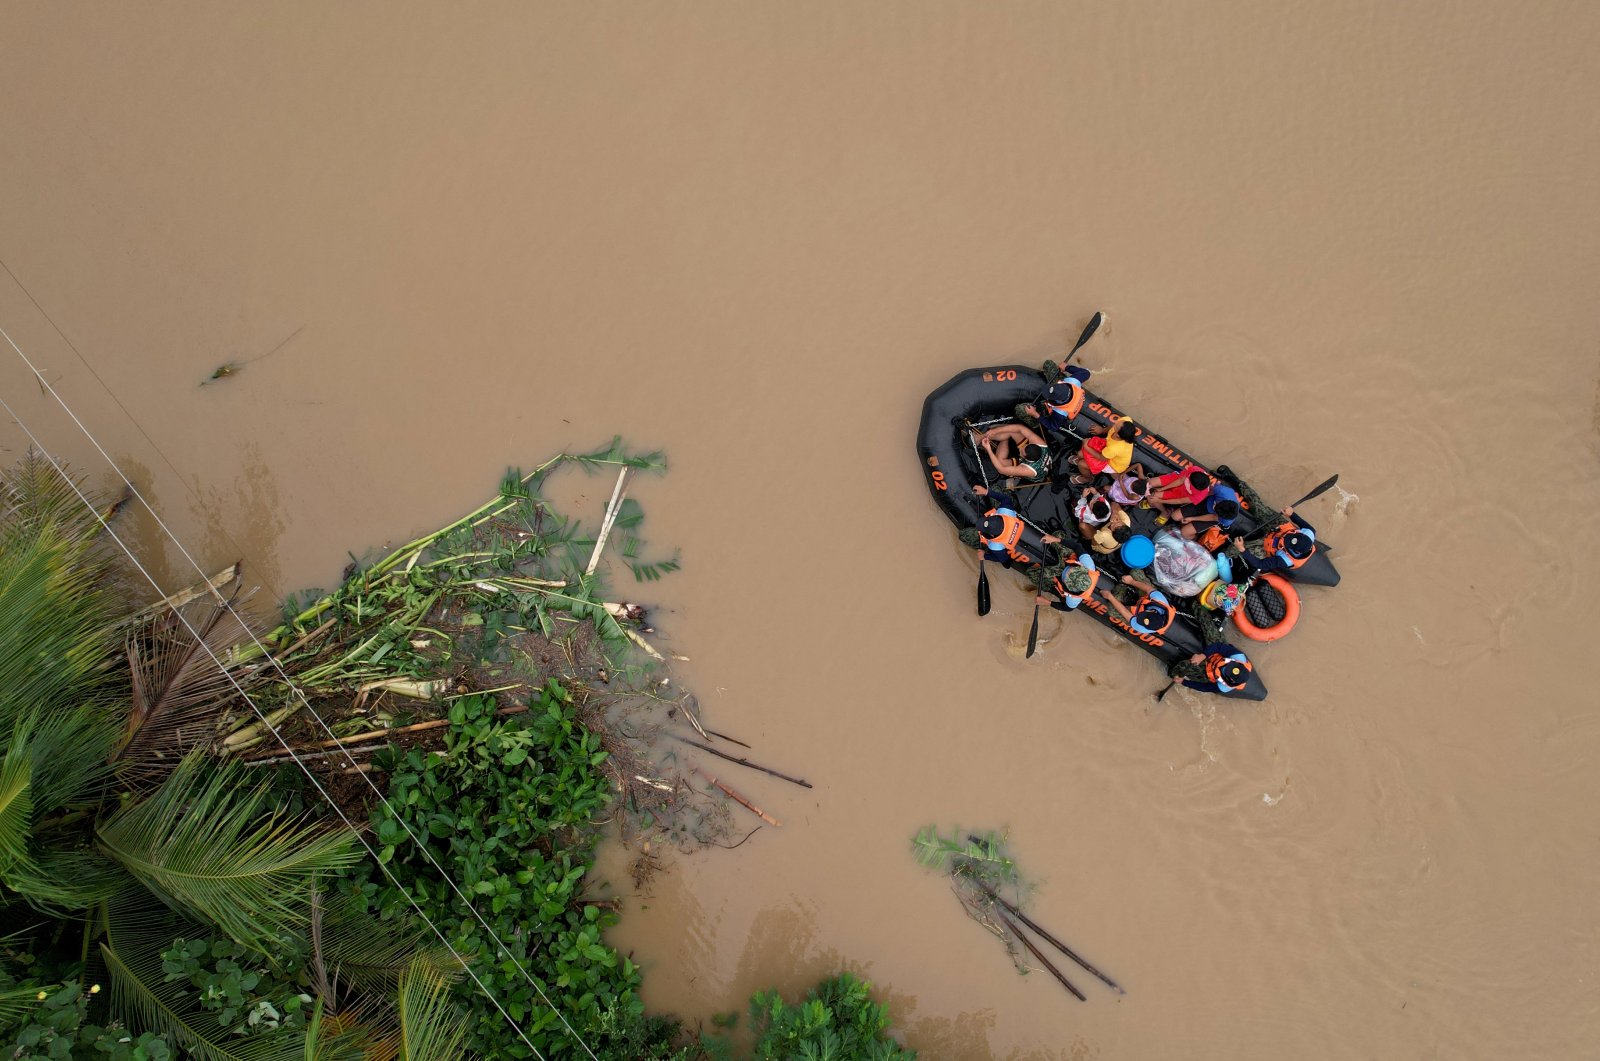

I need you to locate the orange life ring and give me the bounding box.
[1232,572,1300,642]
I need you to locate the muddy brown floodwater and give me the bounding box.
[3,3,1599,1058]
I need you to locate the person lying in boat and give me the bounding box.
[1226,507,1317,574]
[1147,465,1213,513]
[1106,465,1151,507]
[966,484,1061,566]
[1071,415,1140,482]
[1166,643,1254,696]
[974,422,1051,481]
[1015,366,1091,436]
[1100,573,1176,636]
[1034,552,1100,611]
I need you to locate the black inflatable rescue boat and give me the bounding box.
[917,364,1342,701]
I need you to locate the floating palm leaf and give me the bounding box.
[116,582,258,782]
[96,755,360,953]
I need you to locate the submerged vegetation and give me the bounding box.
[0,445,914,1059]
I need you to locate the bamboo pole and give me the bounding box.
[585,468,630,576]
[668,734,813,789]
[995,911,1086,1001]
[691,766,780,827]
[978,884,1124,993]
[296,703,533,751]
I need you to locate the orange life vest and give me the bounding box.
[1052,562,1101,607]
[1043,379,1085,421]
[980,507,1029,564]
[1205,651,1253,686]
[1133,595,1175,635]
[1262,521,1314,569]
[1198,526,1229,553]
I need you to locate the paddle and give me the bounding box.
[1063,310,1104,367]
[1288,474,1339,510]
[1155,679,1178,702]
[1025,601,1041,657]
[977,550,991,617]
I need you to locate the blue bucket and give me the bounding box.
[1120,534,1155,569]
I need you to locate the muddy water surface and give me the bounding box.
[3,3,1599,1058]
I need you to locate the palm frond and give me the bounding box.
[394,957,469,1061]
[0,452,108,552]
[0,980,46,1030]
[101,895,307,1061]
[117,584,257,782]
[96,755,360,953]
[310,890,461,997]
[3,843,128,915]
[0,519,123,737]
[0,727,33,878]
[300,997,370,1061]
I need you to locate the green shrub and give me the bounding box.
[742,974,915,1061]
[3,982,175,1060]
[362,683,681,1058]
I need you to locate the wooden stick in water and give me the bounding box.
[996,910,1086,1001]
[980,884,1124,993]
[691,766,780,826]
[669,734,813,789]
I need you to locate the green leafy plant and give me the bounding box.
[3,982,175,1060]
[361,686,680,1059]
[738,974,914,1061]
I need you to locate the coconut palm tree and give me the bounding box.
[0,455,469,1060]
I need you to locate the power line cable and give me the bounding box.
[2,321,607,1060]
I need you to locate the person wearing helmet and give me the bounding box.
[1165,643,1255,696]
[1229,507,1318,574]
[1034,552,1100,611]
[975,422,1052,481]
[1016,366,1092,437]
[967,484,1061,566]
[1099,573,1176,637]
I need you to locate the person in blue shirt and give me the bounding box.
[1170,482,1241,536]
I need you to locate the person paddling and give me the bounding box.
[1227,506,1317,574]
[966,484,1060,566]
[1100,573,1176,637]
[1164,643,1254,696]
[1034,552,1101,612]
[1017,366,1092,437]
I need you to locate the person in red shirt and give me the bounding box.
[1147,465,1213,514]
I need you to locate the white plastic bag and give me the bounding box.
[1150,529,1219,598]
